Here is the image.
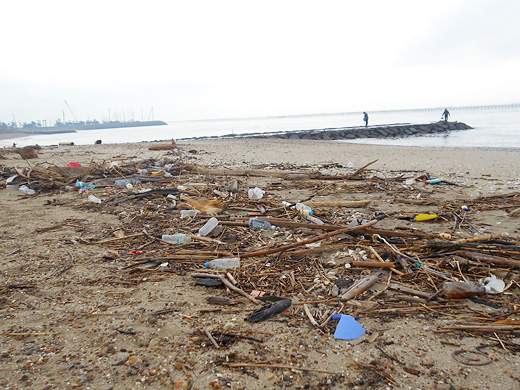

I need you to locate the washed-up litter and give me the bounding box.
[1,144,520,388]
[331,314,366,340]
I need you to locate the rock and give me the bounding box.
[173,381,190,389]
[19,147,38,159]
[113,355,129,366]
[422,355,434,366]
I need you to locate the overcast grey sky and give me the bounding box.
[1,0,519,124]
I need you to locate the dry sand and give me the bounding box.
[0,138,519,389]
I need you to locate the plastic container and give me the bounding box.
[180,209,199,218]
[295,202,313,215]
[18,185,35,195]
[162,233,191,244]
[415,214,438,222]
[88,194,102,204]
[205,257,240,269]
[442,281,489,299]
[199,217,219,236]
[249,218,273,230]
[248,187,265,199]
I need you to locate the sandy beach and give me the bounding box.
[0,138,519,389]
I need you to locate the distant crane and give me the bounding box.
[64,100,78,122]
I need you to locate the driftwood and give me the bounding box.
[459,251,520,268]
[148,139,177,150]
[183,163,316,179]
[341,275,379,300]
[183,160,377,181]
[240,220,378,258]
[191,273,262,305]
[308,200,371,208]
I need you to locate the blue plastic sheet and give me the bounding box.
[331,314,365,340]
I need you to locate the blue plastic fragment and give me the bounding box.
[331,314,365,340]
[75,179,96,189]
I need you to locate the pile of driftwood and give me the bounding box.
[3,151,520,341]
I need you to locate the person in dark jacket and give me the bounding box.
[363,112,369,127]
[442,108,450,122]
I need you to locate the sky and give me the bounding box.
[1,0,519,124]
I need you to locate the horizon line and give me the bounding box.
[167,103,520,123]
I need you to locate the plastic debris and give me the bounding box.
[331,314,366,340]
[425,179,443,184]
[248,187,265,199]
[76,179,96,189]
[88,194,102,204]
[415,214,438,222]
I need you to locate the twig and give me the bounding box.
[303,304,320,326]
[222,362,340,374]
[191,272,262,305]
[240,220,378,258]
[203,329,220,349]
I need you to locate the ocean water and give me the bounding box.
[2,106,520,149]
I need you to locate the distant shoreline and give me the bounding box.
[0,120,167,142]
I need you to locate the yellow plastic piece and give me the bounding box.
[415,214,438,222]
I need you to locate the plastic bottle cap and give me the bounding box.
[204,262,209,268]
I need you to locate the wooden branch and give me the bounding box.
[459,251,520,268]
[203,329,220,349]
[303,304,320,326]
[388,283,431,299]
[369,246,405,276]
[341,275,379,301]
[240,220,378,258]
[444,324,520,333]
[352,261,395,268]
[191,272,262,305]
[223,362,340,374]
[183,163,314,179]
[307,200,371,208]
[86,233,144,245]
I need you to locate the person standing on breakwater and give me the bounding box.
[363,112,369,127]
[442,108,450,122]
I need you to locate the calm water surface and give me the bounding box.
[2,107,519,149]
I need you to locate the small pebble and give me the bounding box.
[113,355,129,366]
[422,356,434,366]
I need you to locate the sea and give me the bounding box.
[2,105,520,149]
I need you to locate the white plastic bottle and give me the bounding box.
[249,218,273,230]
[295,202,313,215]
[198,217,219,236]
[162,233,191,244]
[205,257,240,269]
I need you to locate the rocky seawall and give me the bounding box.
[220,121,472,141]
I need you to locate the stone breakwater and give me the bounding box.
[221,121,472,141]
